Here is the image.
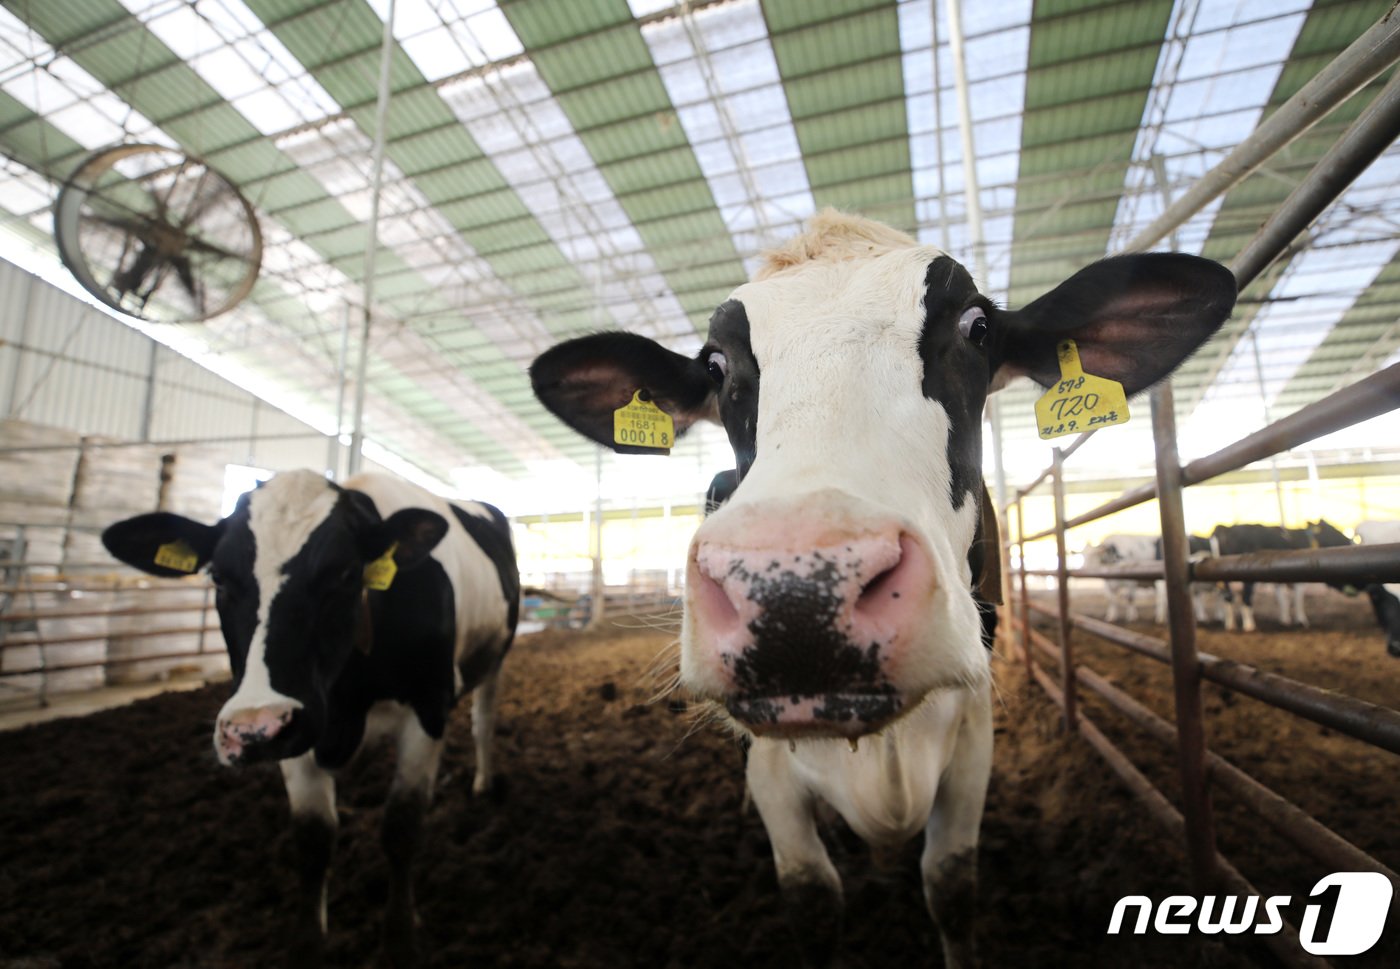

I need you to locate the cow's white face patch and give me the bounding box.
[681,246,988,734]
[217,471,339,724]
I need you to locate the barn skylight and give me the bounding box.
[637,0,816,276]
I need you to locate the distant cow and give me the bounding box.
[530,210,1233,966]
[1080,534,1160,623]
[1355,520,1400,657]
[103,471,520,967]
[1080,533,1216,624]
[1209,521,1351,631]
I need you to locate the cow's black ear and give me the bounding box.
[992,253,1235,396]
[530,331,717,453]
[370,509,448,571]
[102,512,221,578]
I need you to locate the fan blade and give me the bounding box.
[183,234,253,263]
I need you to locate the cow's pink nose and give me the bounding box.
[688,527,935,732]
[215,703,296,765]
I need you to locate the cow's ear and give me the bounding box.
[530,332,717,453]
[367,509,448,571]
[991,254,1235,396]
[102,512,221,578]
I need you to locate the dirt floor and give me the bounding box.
[0,586,1396,968]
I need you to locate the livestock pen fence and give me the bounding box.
[999,14,1400,966]
[0,423,346,709]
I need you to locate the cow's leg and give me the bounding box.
[1293,585,1309,627]
[1275,584,1292,626]
[280,752,336,969]
[922,689,993,969]
[1241,582,1257,632]
[1104,585,1120,623]
[382,715,444,969]
[1124,585,1139,623]
[1221,583,1237,630]
[747,741,843,969]
[1154,580,1167,625]
[470,662,501,795]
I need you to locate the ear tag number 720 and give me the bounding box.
[1034,340,1130,440]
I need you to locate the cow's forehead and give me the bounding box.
[245,471,342,571]
[725,245,960,358]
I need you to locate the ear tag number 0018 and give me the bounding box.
[613,390,674,453]
[364,542,398,591]
[154,539,199,573]
[1034,339,1130,440]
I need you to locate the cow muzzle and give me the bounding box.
[686,508,938,738]
[214,702,301,766]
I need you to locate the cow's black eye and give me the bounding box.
[958,307,989,346]
[706,350,728,385]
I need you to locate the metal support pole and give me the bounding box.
[930,0,950,252]
[1249,331,1288,524]
[347,0,397,476]
[1016,494,1031,677]
[945,0,984,281]
[1050,447,1075,729]
[586,447,606,631]
[139,339,158,443]
[329,301,352,479]
[4,274,34,418]
[1149,380,1217,892]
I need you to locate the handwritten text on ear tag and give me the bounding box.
[1034,339,1130,440]
[364,543,398,591]
[154,540,199,573]
[613,390,674,453]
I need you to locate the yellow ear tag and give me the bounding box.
[363,543,398,591]
[153,539,199,573]
[1034,339,1130,440]
[612,390,674,453]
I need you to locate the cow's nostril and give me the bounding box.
[854,534,922,615]
[694,560,740,627]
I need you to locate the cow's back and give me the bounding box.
[344,473,516,667]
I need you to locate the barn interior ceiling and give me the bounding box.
[0,0,1397,504]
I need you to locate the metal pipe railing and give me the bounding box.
[0,624,221,654]
[1076,664,1400,892]
[1028,657,1327,969]
[1072,613,1400,755]
[1121,3,1400,255]
[0,647,225,678]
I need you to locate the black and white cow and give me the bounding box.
[1080,532,1216,624]
[102,470,519,968]
[1355,520,1400,657]
[1209,520,1351,631]
[530,210,1234,967]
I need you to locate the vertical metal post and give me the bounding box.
[1249,331,1288,524]
[329,301,352,479]
[945,0,985,279]
[1016,493,1031,676]
[4,273,34,418]
[1051,447,1075,729]
[139,340,158,442]
[197,583,211,656]
[930,0,950,252]
[1150,380,1218,891]
[586,447,606,630]
[347,0,397,476]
